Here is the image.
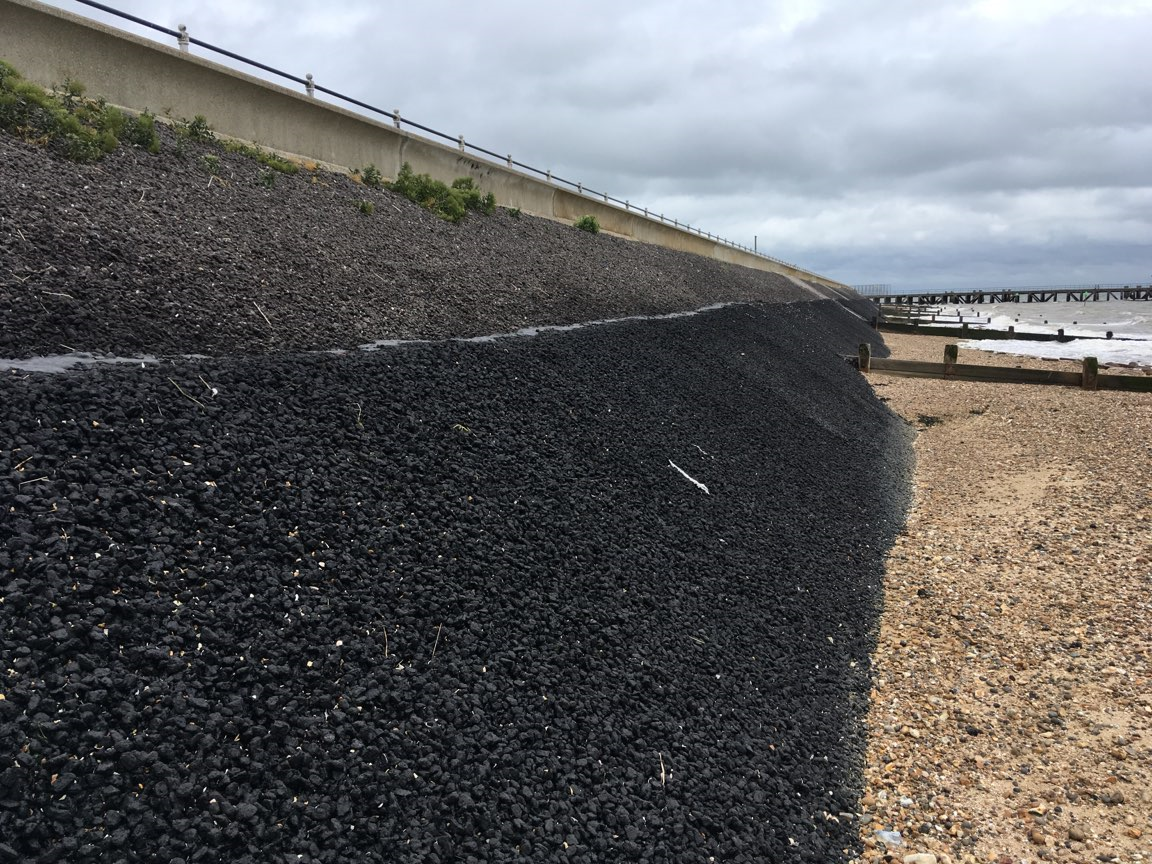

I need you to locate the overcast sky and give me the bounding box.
[40,0,1152,290]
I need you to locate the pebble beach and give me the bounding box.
[856,333,1151,864]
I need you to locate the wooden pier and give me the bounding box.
[870,285,1152,305]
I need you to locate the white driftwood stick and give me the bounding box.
[669,460,710,495]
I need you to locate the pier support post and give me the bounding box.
[1082,357,1099,391]
[858,343,871,372]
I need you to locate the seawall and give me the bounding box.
[0,0,845,289]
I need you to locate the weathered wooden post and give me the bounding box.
[1082,356,1099,391]
[944,344,958,376]
[858,343,871,372]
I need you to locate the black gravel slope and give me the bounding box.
[1,303,909,863]
[0,128,876,360]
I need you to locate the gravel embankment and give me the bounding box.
[1,126,912,862]
[0,127,872,359]
[1,303,911,863]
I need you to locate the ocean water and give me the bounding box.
[932,300,1152,367]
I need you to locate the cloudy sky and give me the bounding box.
[41,0,1152,290]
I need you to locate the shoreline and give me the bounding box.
[856,333,1151,864]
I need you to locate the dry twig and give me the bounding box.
[167,377,208,410]
[253,301,272,329]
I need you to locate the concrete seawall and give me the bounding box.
[0,0,846,289]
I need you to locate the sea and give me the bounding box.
[924,299,1152,367]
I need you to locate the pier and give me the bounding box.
[866,284,1152,305]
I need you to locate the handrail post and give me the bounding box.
[393,109,401,129]
[305,73,315,97]
[458,135,465,152]
[177,24,189,52]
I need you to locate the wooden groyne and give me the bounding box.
[854,344,1152,392]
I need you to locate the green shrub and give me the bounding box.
[121,109,160,153]
[385,162,496,223]
[357,199,374,215]
[574,215,600,233]
[507,206,522,218]
[223,139,299,174]
[257,167,276,188]
[58,78,86,113]
[200,154,220,174]
[0,63,159,160]
[177,114,215,142]
[360,163,383,189]
[0,73,103,162]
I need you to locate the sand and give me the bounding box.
[855,333,1152,864]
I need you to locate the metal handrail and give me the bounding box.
[70,0,802,270]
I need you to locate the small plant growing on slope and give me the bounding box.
[385,162,496,223]
[100,106,160,153]
[357,199,374,215]
[223,139,299,174]
[177,113,215,142]
[450,177,496,215]
[360,163,383,189]
[200,154,220,174]
[0,62,159,161]
[574,215,600,233]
